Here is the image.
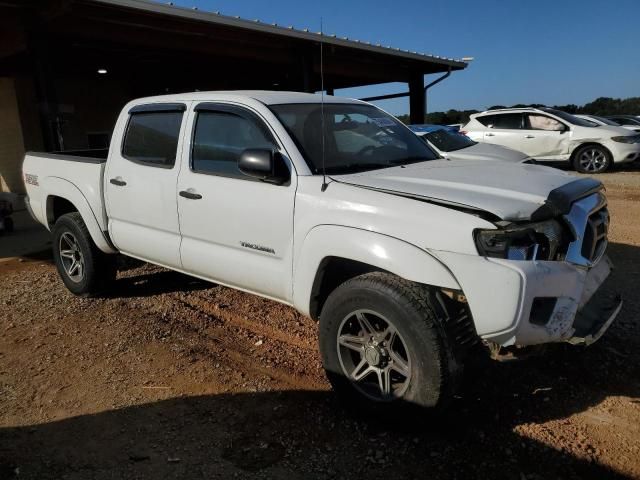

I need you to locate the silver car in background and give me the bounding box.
[409,124,529,163]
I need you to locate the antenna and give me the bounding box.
[320,17,328,192]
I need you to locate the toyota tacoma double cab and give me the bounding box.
[23,91,621,413]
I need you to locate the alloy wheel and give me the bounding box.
[578,148,607,172]
[59,232,85,283]
[336,309,411,402]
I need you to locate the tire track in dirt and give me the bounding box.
[116,280,326,391]
[181,293,317,351]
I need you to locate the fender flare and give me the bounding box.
[292,225,460,317]
[42,177,117,254]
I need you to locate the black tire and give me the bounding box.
[319,272,462,418]
[4,217,13,233]
[572,144,612,173]
[52,212,116,296]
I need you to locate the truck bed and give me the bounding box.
[22,150,109,233]
[27,149,109,163]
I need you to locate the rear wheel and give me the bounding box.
[319,272,462,417]
[52,212,116,296]
[573,145,611,173]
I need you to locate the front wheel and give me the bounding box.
[573,145,611,173]
[319,272,461,416]
[52,212,116,296]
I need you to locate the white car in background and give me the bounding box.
[575,114,640,133]
[463,107,640,173]
[606,115,640,133]
[409,125,528,163]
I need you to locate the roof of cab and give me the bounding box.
[128,90,364,106]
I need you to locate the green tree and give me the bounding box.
[392,96,640,126]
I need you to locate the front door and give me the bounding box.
[104,103,188,268]
[176,103,296,302]
[521,113,570,159]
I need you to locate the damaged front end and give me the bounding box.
[485,180,622,348]
[507,255,622,346]
[568,273,622,346]
[434,177,622,351]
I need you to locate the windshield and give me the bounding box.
[588,115,620,126]
[423,129,476,152]
[621,117,640,126]
[269,103,439,174]
[542,108,596,127]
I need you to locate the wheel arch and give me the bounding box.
[570,142,613,163]
[293,225,461,320]
[43,178,116,254]
[46,196,77,227]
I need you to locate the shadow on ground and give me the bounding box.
[1,245,638,479]
[0,371,637,480]
[0,210,50,260]
[108,269,213,298]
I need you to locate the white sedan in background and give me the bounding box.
[575,114,640,133]
[409,124,528,163]
[606,115,640,133]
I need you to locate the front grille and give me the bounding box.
[581,207,609,263]
[564,192,608,267]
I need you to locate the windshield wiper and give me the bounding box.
[325,162,393,174]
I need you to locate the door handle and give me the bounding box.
[110,177,126,186]
[485,133,495,137]
[525,135,535,139]
[179,190,202,200]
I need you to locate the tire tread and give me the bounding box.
[52,212,116,296]
[319,271,464,415]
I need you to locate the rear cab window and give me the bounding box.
[122,103,186,168]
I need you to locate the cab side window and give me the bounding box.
[122,110,184,167]
[192,109,276,178]
[527,114,565,131]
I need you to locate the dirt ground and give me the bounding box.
[1,169,640,479]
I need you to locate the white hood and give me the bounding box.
[335,160,587,221]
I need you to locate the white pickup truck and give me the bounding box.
[23,91,621,413]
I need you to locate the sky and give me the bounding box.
[159,0,640,115]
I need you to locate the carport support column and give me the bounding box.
[409,73,426,124]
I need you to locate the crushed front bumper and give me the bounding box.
[567,276,622,345]
[489,255,622,347]
[431,249,622,347]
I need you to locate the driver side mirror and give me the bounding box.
[238,149,290,185]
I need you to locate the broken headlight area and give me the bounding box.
[474,219,568,261]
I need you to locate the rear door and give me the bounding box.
[477,113,526,151]
[521,113,569,159]
[176,102,296,301]
[104,103,187,268]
